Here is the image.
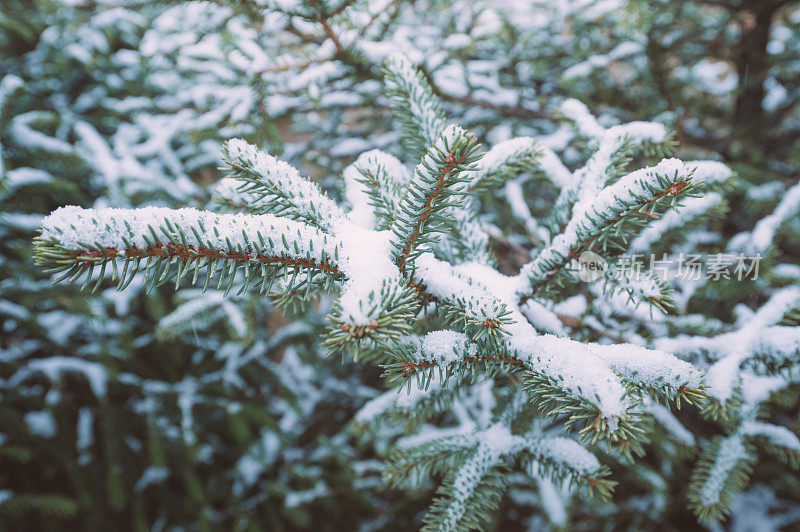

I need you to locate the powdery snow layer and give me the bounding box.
[334,222,401,323]
[518,158,690,286]
[412,250,698,421]
[729,176,800,254]
[225,138,347,231]
[587,342,704,390]
[385,54,447,147]
[41,205,339,264]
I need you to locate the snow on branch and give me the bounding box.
[223,138,347,231]
[385,329,628,421]
[518,158,698,299]
[414,254,515,340]
[31,51,734,527]
[384,323,702,445]
[517,434,612,496]
[562,98,668,198]
[390,125,481,271]
[548,99,675,234]
[384,54,447,159]
[353,377,459,432]
[468,137,541,191]
[425,424,513,530]
[628,193,723,253]
[561,98,668,150]
[685,160,733,185]
[211,177,272,213]
[35,205,341,294]
[688,371,798,521]
[689,433,753,521]
[326,222,418,351]
[395,418,611,530]
[11,111,75,155]
[343,149,408,230]
[587,342,704,399]
[656,286,800,403]
[728,176,800,254]
[742,421,800,456]
[590,263,674,311]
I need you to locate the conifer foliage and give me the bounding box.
[4,0,800,529]
[32,52,790,530]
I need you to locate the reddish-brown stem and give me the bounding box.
[400,352,526,378]
[397,157,462,272]
[320,19,344,54]
[71,243,340,275]
[518,179,691,306]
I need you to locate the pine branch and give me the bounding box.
[343,149,408,230]
[467,137,542,192]
[518,158,700,302]
[546,100,676,234]
[422,455,509,532]
[515,434,615,499]
[382,335,527,391]
[688,434,754,522]
[381,330,704,448]
[657,287,800,404]
[742,421,800,469]
[589,263,676,313]
[222,138,347,231]
[415,254,515,342]
[324,279,418,355]
[430,199,495,266]
[585,342,706,404]
[390,125,481,272]
[34,206,342,296]
[728,175,800,255]
[353,377,461,433]
[690,371,797,520]
[399,421,613,531]
[211,177,273,214]
[627,192,725,254]
[384,54,447,160]
[383,433,477,489]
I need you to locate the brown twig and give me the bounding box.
[72,243,340,275]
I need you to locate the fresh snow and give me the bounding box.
[384,54,446,147]
[225,138,347,231]
[656,286,800,402]
[518,158,689,286]
[698,434,747,506]
[334,223,399,323]
[41,205,338,266]
[729,176,800,254]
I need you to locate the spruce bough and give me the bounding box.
[33,55,798,529]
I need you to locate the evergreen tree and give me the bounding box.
[2,0,799,530]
